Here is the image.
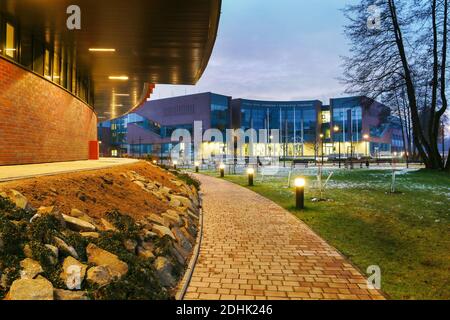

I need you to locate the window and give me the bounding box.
[5,23,16,59]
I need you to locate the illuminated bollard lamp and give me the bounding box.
[247,168,255,186]
[219,163,226,178]
[294,178,306,210]
[195,161,200,173]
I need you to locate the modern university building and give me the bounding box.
[0,0,221,165]
[99,93,405,160]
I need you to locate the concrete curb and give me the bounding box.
[175,193,204,301]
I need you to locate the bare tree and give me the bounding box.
[342,0,449,171]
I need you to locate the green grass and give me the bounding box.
[198,168,450,300]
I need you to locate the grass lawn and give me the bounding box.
[198,168,450,300]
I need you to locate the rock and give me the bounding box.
[152,225,176,240]
[37,206,66,227]
[54,289,89,301]
[187,209,199,220]
[20,259,43,280]
[140,230,158,241]
[100,218,118,232]
[53,236,79,259]
[9,278,54,300]
[137,247,155,259]
[123,239,137,253]
[80,232,100,239]
[9,190,30,210]
[101,175,114,185]
[162,210,183,227]
[154,257,176,287]
[172,227,193,252]
[62,214,96,232]
[170,195,193,209]
[45,244,59,265]
[23,244,33,259]
[169,198,182,208]
[134,180,147,190]
[147,213,167,226]
[60,257,87,289]
[70,208,84,218]
[0,273,8,289]
[171,243,189,265]
[86,244,128,279]
[0,191,7,199]
[86,266,113,287]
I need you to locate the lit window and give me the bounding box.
[5,23,16,58]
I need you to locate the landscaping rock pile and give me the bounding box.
[0,165,201,300]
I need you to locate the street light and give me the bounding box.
[320,133,325,166]
[334,126,341,168]
[294,178,306,210]
[219,163,226,178]
[247,168,255,186]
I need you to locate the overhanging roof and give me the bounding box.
[1,0,222,121]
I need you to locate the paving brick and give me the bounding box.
[184,175,385,301]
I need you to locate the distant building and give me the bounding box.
[99,93,404,160]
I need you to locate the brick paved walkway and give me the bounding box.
[184,175,385,300]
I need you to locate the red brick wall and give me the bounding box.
[0,57,98,165]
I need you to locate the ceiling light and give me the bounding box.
[109,76,129,81]
[114,93,130,97]
[89,48,116,52]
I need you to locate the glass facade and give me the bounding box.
[0,13,93,105]
[239,100,320,144]
[331,97,363,143]
[211,94,231,134]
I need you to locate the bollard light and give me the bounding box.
[247,168,255,186]
[173,160,178,170]
[195,161,200,173]
[152,160,157,165]
[219,163,226,178]
[294,178,306,210]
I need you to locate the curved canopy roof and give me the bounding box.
[1,0,221,120]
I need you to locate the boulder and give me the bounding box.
[20,259,43,280]
[45,244,59,265]
[86,244,128,279]
[9,190,30,210]
[152,225,176,240]
[37,206,66,227]
[54,289,89,301]
[147,213,166,226]
[23,244,33,259]
[80,232,100,239]
[154,257,176,287]
[172,227,193,252]
[170,195,192,209]
[100,218,118,232]
[137,247,155,259]
[123,239,137,253]
[162,210,183,227]
[9,278,54,300]
[86,266,113,287]
[62,214,96,232]
[60,257,87,289]
[53,236,79,259]
[70,209,84,218]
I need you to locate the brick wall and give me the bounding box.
[0,57,98,165]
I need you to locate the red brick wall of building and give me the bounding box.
[0,57,98,165]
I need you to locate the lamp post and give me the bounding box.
[195,161,200,173]
[333,126,341,168]
[247,168,255,186]
[219,163,225,178]
[294,178,306,210]
[320,133,325,166]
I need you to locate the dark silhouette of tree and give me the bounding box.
[342,0,449,170]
